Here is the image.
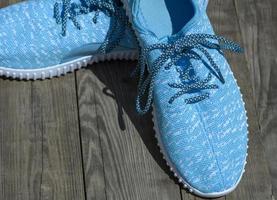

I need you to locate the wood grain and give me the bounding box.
[0,0,20,8]
[234,0,277,198]
[0,80,36,200]
[75,67,107,200]
[31,76,86,200]
[0,74,86,200]
[76,61,182,200]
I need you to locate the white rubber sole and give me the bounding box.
[152,107,247,198]
[0,50,138,80]
[120,0,249,197]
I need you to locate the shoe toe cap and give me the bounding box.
[154,105,248,196]
[166,128,247,196]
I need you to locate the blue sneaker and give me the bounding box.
[121,0,248,197]
[0,0,137,80]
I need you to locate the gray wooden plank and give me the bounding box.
[76,70,107,200]
[234,0,277,198]
[194,196,224,200]
[0,79,37,200]
[207,0,273,199]
[0,74,86,200]
[181,191,225,200]
[31,75,86,200]
[181,192,196,200]
[0,0,20,8]
[76,60,182,200]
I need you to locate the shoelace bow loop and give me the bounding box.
[135,33,243,115]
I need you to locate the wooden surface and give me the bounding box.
[0,0,276,199]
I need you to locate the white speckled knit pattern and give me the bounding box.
[0,0,137,69]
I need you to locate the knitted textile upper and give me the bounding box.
[0,0,137,69]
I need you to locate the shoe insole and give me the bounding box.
[139,0,195,39]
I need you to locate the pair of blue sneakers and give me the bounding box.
[0,0,248,198]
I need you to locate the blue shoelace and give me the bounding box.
[135,34,243,115]
[53,0,129,53]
